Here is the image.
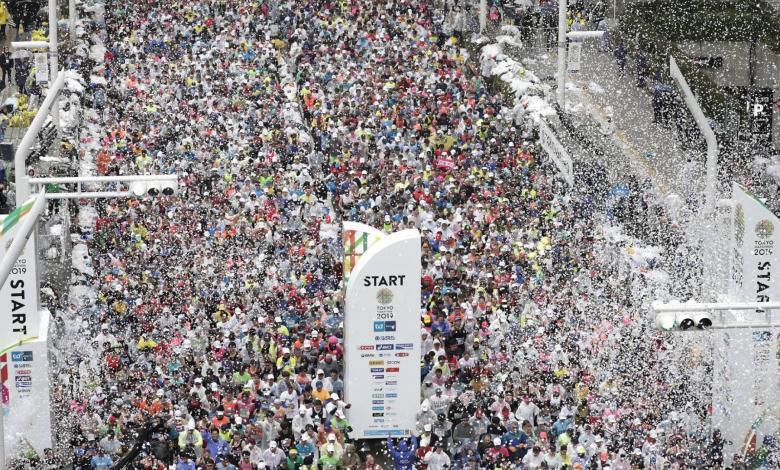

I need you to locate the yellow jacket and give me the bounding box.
[0,4,9,25]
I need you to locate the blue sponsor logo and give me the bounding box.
[386,393,398,398]
[372,400,384,404]
[370,367,384,373]
[372,406,384,411]
[365,429,406,437]
[373,321,397,332]
[372,375,385,379]
[11,351,32,362]
[376,344,394,351]
[395,343,413,350]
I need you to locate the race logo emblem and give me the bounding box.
[376,288,394,305]
[755,219,774,239]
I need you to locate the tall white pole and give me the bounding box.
[14,71,66,205]
[479,0,487,35]
[69,0,77,42]
[557,0,567,108]
[48,0,60,132]
[669,56,719,301]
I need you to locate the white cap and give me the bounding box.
[493,437,502,446]
[269,441,277,448]
[423,423,432,432]
[194,377,202,383]
[330,393,339,401]
[328,433,336,441]
[156,389,165,397]
[327,444,335,452]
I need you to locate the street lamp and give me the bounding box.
[669,56,719,301]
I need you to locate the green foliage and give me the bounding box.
[618,0,780,52]
[612,0,780,118]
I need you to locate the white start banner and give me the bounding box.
[343,224,421,439]
[0,205,51,454]
[714,182,780,459]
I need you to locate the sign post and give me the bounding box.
[343,223,421,438]
[538,120,574,186]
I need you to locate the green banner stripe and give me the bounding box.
[0,199,35,236]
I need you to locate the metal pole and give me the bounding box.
[28,174,179,184]
[669,56,719,301]
[566,31,605,40]
[14,71,66,205]
[669,56,719,217]
[651,301,780,313]
[557,0,567,108]
[479,0,487,35]
[48,0,60,132]
[69,0,77,42]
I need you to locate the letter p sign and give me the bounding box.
[753,103,765,116]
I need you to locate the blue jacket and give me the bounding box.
[202,432,229,461]
[387,436,418,470]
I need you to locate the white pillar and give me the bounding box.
[479,0,487,35]
[15,71,67,205]
[48,0,60,132]
[557,0,567,108]
[69,0,77,42]
[669,56,720,301]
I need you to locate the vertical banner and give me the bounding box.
[1,203,50,454]
[343,225,421,439]
[33,53,49,84]
[1,200,41,347]
[538,120,574,186]
[715,182,780,459]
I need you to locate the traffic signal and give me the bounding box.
[655,311,713,331]
[129,180,178,197]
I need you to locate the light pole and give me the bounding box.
[669,56,719,300]
[69,0,77,42]
[479,0,487,35]
[12,70,66,204]
[557,0,567,108]
[48,0,60,134]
